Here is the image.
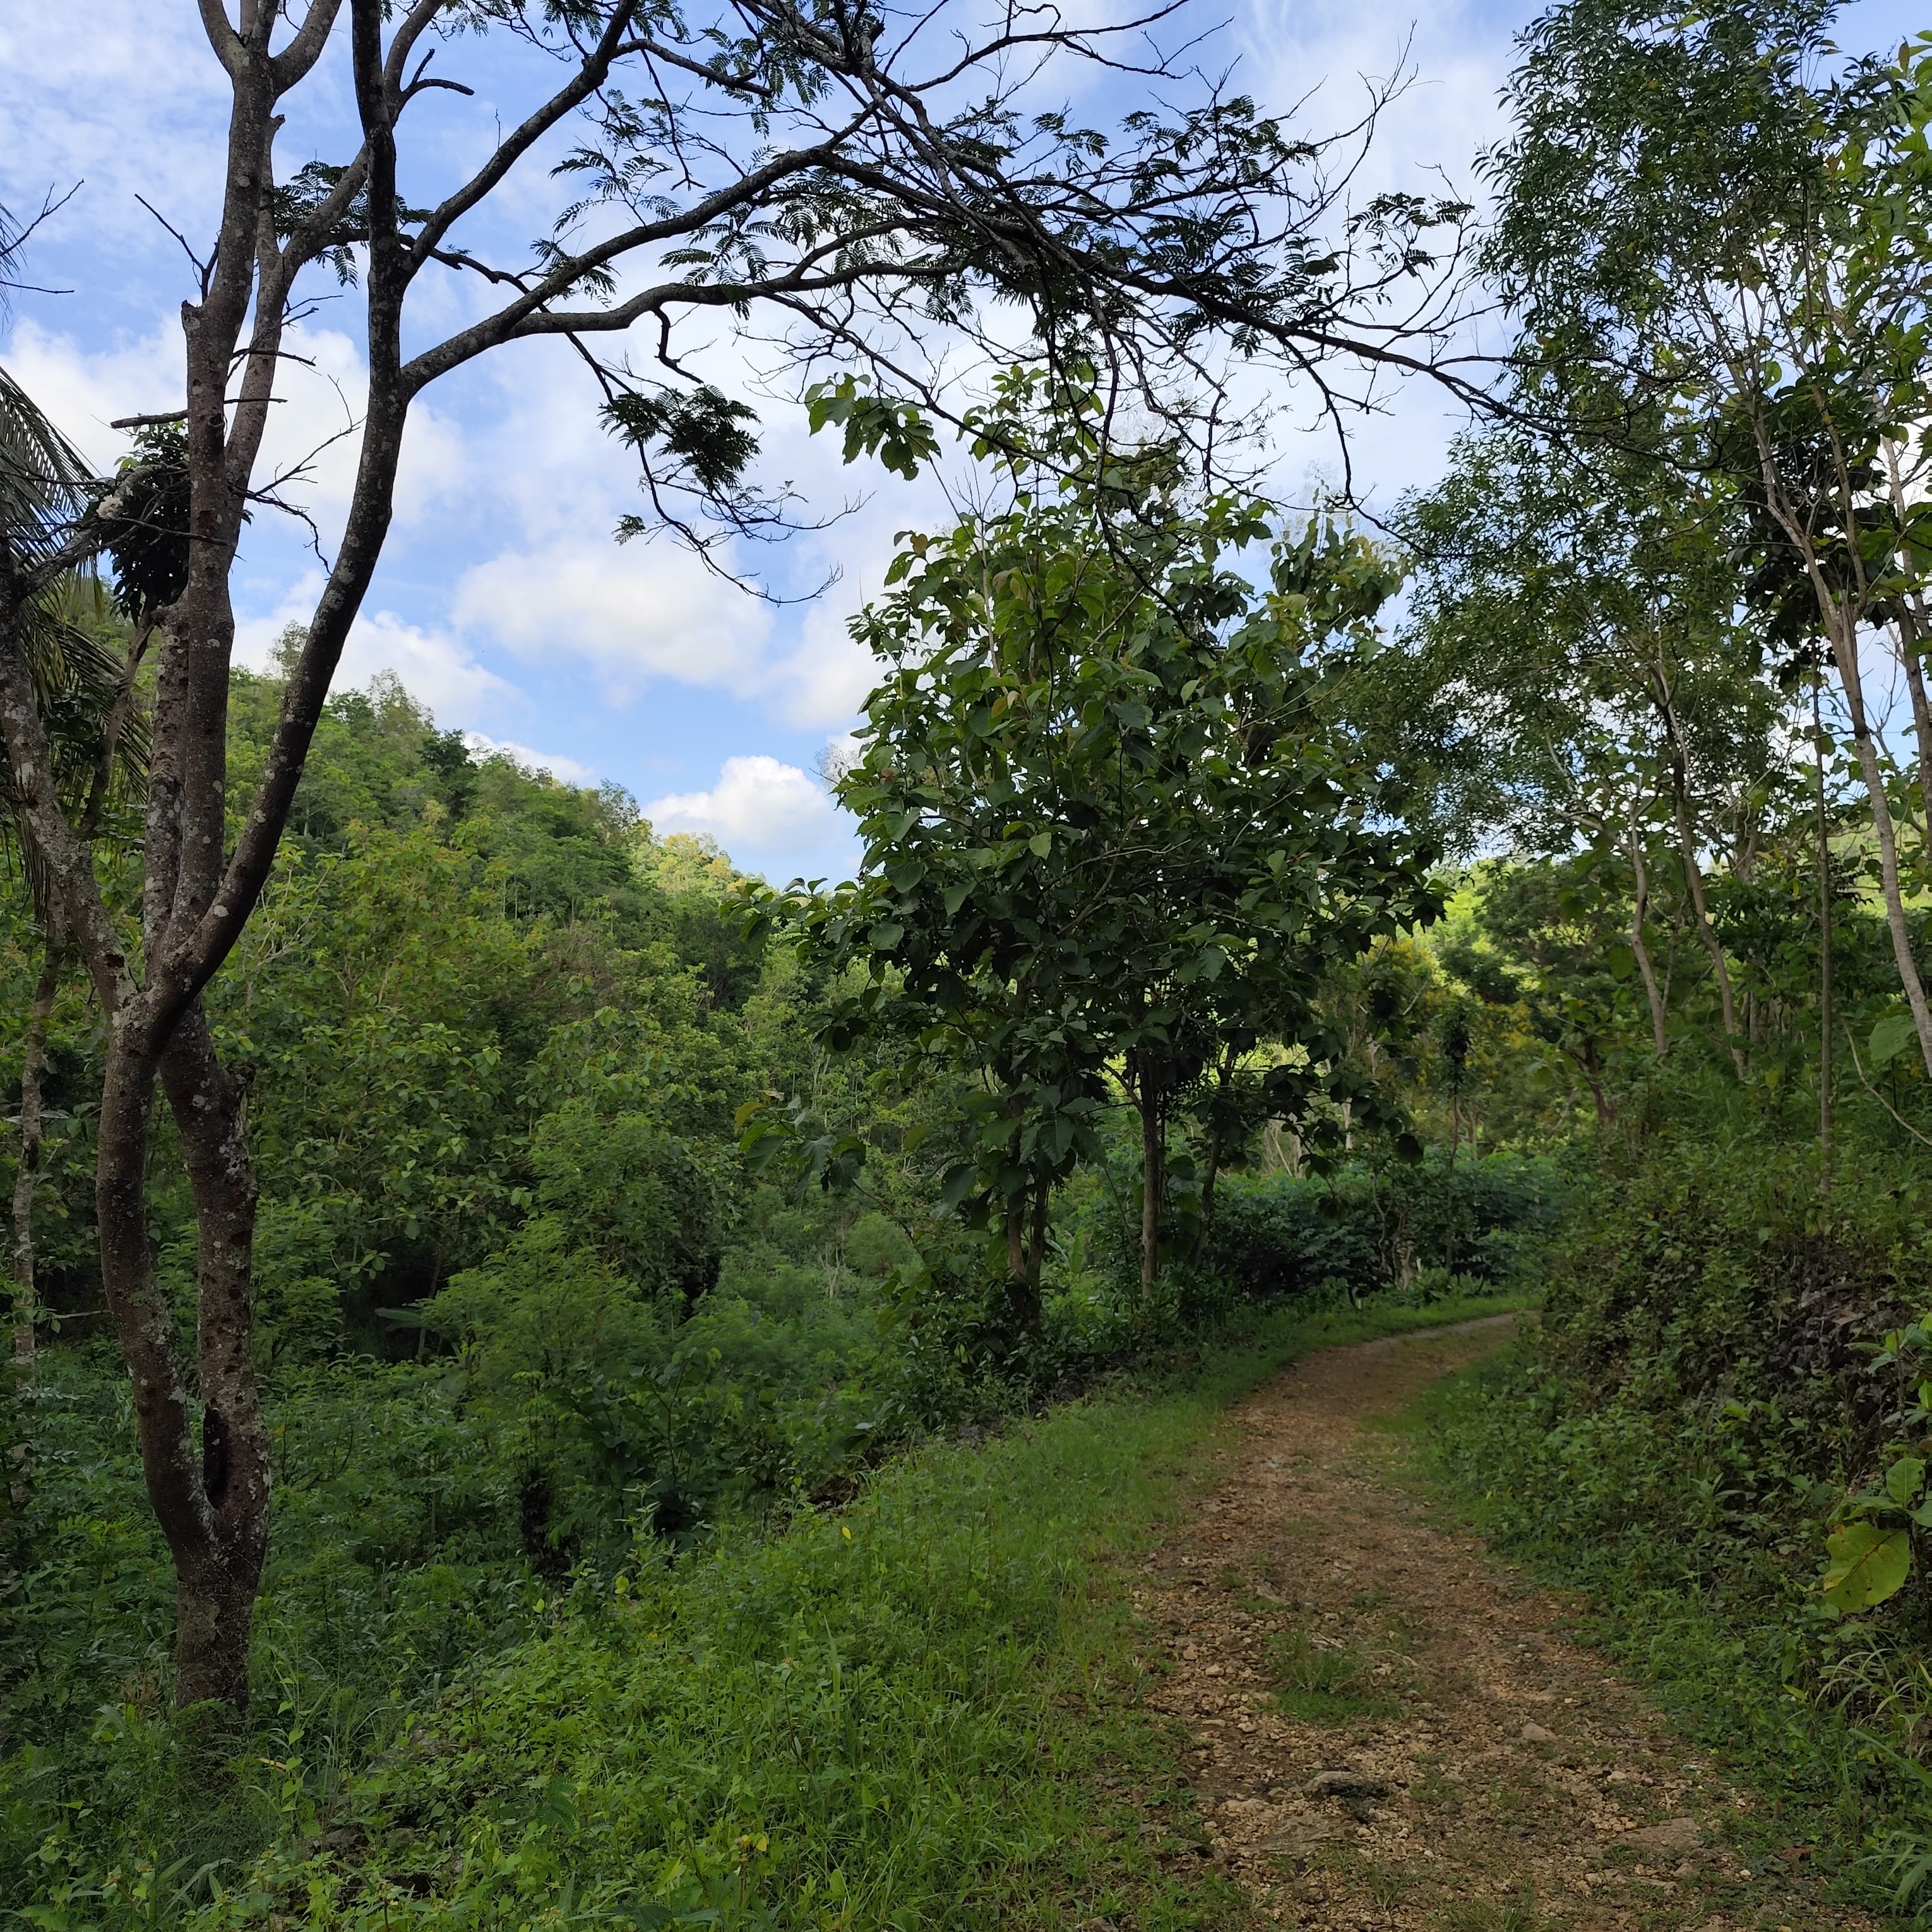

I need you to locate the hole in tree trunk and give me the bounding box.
[201,1405,231,1506]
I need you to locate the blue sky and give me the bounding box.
[2,0,1921,882]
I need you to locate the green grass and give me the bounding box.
[97,1291,1524,1932]
[1263,1625,1399,1727]
[1407,1352,1928,1929]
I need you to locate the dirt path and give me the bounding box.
[1135,1316,1879,1931]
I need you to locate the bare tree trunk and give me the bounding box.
[1673,804,1744,1077]
[1029,1179,1049,1277]
[1831,609,1932,1083]
[1135,1058,1165,1294]
[92,1003,268,1713]
[998,1132,1050,1332]
[1196,1047,1237,1244]
[1897,611,1932,881]
[1815,680,1833,1198]
[1652,678,1744,1077]
[1024,1178,1050,1301]
[999,1195,1037,1333]
[1566,1043,1613,1129]
[1748,422,1932,1084]
[9,930,61,1510]
[1627,826,1669,1057]
[1259,1119,1301,1176]
[1585,1068,1612,1128]
[162,1010,268,1710]
[1200,1123,1224,1231]
[1881,439,1932,886]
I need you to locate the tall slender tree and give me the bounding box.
[1481,0,1932,1076]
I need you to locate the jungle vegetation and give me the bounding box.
[9,0,1932,1923]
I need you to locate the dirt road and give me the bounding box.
[1135,1316,1879,1931]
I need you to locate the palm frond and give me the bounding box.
[0,361,93,561]
[0,362,141,929]
[0,578,150,922]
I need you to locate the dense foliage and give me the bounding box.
[0,644,1536,1919]
[1390,6,1932,1919]
[763,380,1441,1303]
[14,0,1932,1921]
[1428,1138,1932,1905]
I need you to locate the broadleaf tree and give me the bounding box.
[1481,0,1932,1076]
[1391,424,1789,1076]
[763,378,1441,1304]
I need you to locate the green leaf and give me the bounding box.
[1822,1520,1912,1612]
[1871,1011,1919,1066]
[867,921,903,951]
[938,1162,978,1212]
[1029,831,1052,857]
[1888,1456,1928,1506]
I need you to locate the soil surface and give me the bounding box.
[1134,1316,1879,1931]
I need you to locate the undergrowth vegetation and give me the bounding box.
[11,1293,1517,1929]
[0,650,1546,1927]
[18,1,1932,1921]
[1426,1134,1932,1916]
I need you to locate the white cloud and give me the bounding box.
[462,732,598,787]
[762,592,885,726]
[452,536,776,701]
[249,323,465,530]
[0,318,181,470]
[646,754,854,882]
[747,477,946,725]
[234,573,519,722]
[0,6,225,260]
[0,315,465,533]
[316,609,520,719]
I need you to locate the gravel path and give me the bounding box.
[1133,1316,1879,1931]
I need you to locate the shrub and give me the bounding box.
[1428,1131,1932,1912]
[1198,1151,1565,1304]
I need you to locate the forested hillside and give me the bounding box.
[0,640,1554,1919]
[12,0,1932,1924]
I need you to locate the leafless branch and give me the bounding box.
[135,194,214,295]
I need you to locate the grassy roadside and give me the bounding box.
[1406,1347,1914,1928]
[134,1292,1528,1932]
